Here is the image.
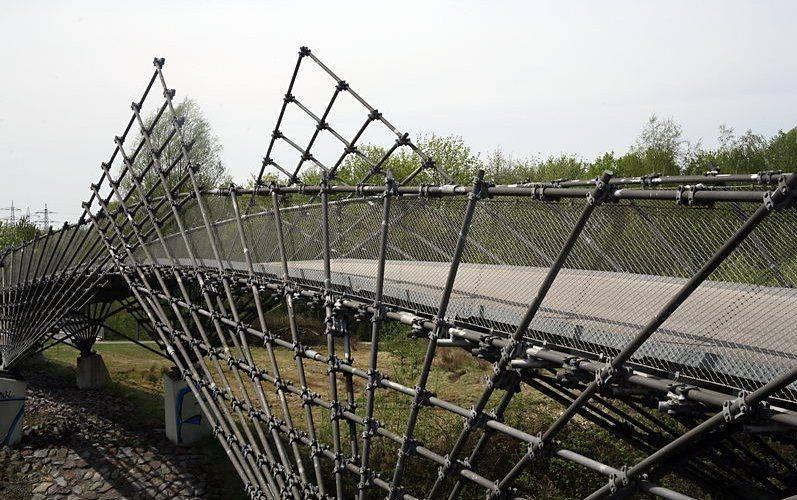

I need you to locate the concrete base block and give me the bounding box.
[0,374,26,447]
[164,371,211,445]
[76,353,111,389]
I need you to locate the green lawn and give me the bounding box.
[34,335,704,499]
[43,342,172,427]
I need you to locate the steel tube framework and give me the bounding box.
[1,48,796,500]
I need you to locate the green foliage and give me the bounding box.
[292,117,796,188]
[0,218,38,251]
[121,97,231,196]
[299,133,480,186]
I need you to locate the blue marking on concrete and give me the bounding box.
[1,397,25,446]
[175,386,202,444]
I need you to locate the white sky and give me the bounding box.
[1,1,795,222]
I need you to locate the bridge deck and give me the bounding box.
[153,257,797,401]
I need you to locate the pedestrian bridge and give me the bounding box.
[1,48,796,499]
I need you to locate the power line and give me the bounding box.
[34,203,59,229]
[0,201,21,224]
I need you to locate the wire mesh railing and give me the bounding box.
[1,49,796,499]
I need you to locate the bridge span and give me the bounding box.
[1,48,796,499]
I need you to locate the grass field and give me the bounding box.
[37,329,704,499]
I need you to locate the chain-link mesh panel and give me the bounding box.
[4,50,797,500]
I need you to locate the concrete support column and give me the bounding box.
[163,370,211,445]
[0,373,26,447]
[76,352,111,389]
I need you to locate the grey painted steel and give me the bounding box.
[1,49,796,500]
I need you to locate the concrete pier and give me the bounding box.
[0,374,27,447]
[76,352,111,389]
[163,371,211,445]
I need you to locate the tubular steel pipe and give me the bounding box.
[7,49,797,500]
[231,183,769,204]
[358,171,395,500]
[494,173,797,495]
[426,170,615,499]
[556,172,790,188]
[388,169,486,498]
[271,186,328,495]
[319,174,346,499]
[140,294,687,500]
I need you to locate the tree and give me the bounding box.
[299,133,480,186]
[121,97,230,196]
[766,127,797,172]
[627,115,686,176]
[482,148,538,184]
[0,218,38,251]
[684,126,768,175]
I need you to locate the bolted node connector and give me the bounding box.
[763,190,775,211]
[640,172,662,187]
[131,102,141,113]
[411,386,436,410]
[588,169,615,206]
[395,132,411,147]
[283,93,295,103]
[408,317,426,339]
[316,120,329,131]
[526,434,545,459]
[383,170,399,197]
[470,168,491,200]
[368,109,382,121]
[528,183,553,201]
[722,390,762,423]
[608,465,631,494]
[491,369,520,391]
[675,184,711,207]
[770,173,797,209]
[299,46,311,56]
[336,80,349,91]
[272,129,283,140]
[756,169,783,185]
[153,57,165,68]
[164,88,176,99]
[361,417,381,439]
[365,368,385,392]
[465,407,489,430]
[595,363,627,393]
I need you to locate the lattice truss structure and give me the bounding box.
[2,48,797,499]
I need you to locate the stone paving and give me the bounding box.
[0,366,231,500]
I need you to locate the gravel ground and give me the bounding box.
[0,366,229,500]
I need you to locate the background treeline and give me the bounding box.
[300,116,797,186]
[3,109,795,254]
[0,218,37,252]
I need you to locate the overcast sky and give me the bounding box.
[1,1,795,222]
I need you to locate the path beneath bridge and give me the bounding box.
[0,359,232,500]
